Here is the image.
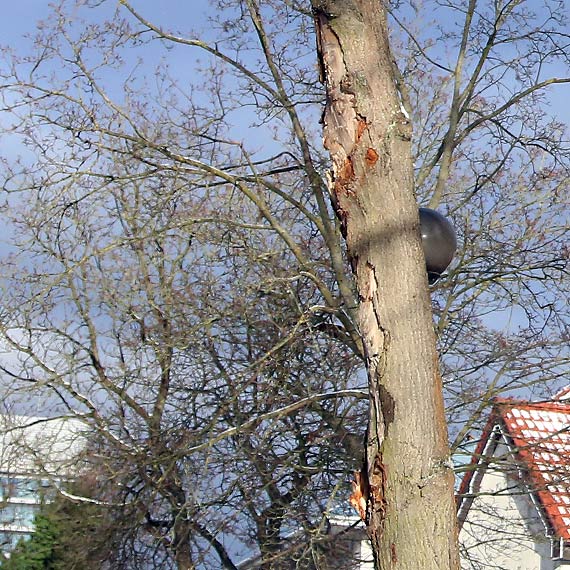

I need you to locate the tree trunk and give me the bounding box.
[311,1,460,569]
[172,520,193,570]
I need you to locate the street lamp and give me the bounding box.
[419,207,457,284]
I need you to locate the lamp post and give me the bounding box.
[419,207,457,284]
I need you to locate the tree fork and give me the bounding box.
[312,1,460,568]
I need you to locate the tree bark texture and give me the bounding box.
[311,1,460,569]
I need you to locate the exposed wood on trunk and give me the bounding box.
[312,1,460,568]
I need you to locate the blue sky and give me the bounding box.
[1,2,213,52]
[1,1,53,41]
[1,1,569,409]
[4,1,568,120]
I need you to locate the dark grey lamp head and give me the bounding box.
[418,207,457,284]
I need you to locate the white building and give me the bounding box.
[327,515,374,569]
[0,415,85,551]
[457,391,570,569]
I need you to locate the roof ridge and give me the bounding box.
[493,398,570,411]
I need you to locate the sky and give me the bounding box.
[1,1,569,384]
[3,1,568,133]
[1,1,211,42]
[1,1,53,41]
[0,1,215,79]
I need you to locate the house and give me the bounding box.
[326,515,374,569]
[457,391,570,569]
[235,515,374,569]
[0,415,85,552]
[243,389,570,570]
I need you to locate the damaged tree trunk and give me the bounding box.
[311,1,460,569]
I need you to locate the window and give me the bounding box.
[0,504,39,527]
[0,531,31,551]
[551,537,570,560]
[0,476,52,502]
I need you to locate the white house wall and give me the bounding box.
[0,415,85,475]
[0,415,86,554]
[327,517,374,569]
[460,440,557,570]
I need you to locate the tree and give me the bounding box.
[0,514,60,570]
[0,479,119,570]
[0,0,568,568]
[311,1,459,568]
[0,163,364,568]
[0,4,365,567]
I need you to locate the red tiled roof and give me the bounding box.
[458,397,570,539]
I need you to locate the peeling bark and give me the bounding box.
[312,1,460,569]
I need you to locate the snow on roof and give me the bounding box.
[554,385,570,401]
[458,396,570,540]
